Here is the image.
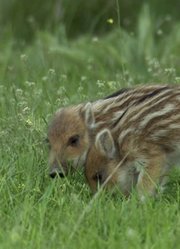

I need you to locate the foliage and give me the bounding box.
[0,1,180,248]
[0,0,179,41]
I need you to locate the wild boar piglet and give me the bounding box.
[47,84,174,178]
[85,86,180,200]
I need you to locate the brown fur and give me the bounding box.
[85,86,180,199]
[47,84,175,177]
[48,105,90,174]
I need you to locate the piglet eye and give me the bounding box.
[68,135,80,147]
[93,172,103,184]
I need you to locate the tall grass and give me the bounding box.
[0,3,180,249]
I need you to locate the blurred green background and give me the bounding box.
[0,0,179,100]
[0,0,180,42]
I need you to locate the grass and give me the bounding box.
[0,11,180,249]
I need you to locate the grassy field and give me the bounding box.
[0,8,180,249]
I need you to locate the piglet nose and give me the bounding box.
[49,169,65,178]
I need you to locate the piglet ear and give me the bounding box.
[80,102,95,128]
[95,129,116,159]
